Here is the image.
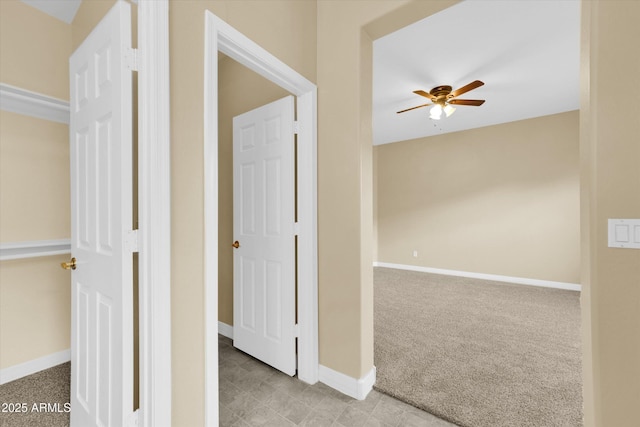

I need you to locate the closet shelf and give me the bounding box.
[1,83,71,261]
[0,239,71,261]
[0,83,70,124]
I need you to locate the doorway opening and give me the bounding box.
[374,6,584,424]
[219,55,297,374]
[203,12,318,426]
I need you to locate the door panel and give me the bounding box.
[233,96,296,376]
[69,2,133,426]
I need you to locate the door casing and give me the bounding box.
[203,12,319,427]
[136,1,171,426]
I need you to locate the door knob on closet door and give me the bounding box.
[232,241,240,249]
[61,257,77,270]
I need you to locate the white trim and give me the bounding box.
[0,349,70,385]
[374,262,582,291]
[319,365,376,401]
[218,322,234,339]
[0,83,69,124]
[204,12,319,427]
[0,239,71,261]
[295,86,319,385]
[203,13,220,427]
[137,1,171,426]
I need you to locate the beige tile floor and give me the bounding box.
[218,335,456,427]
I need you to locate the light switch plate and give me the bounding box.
[608,219,640,249]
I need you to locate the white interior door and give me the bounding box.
[233,96,297,376]
[69,2,134,426]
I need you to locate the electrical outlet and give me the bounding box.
[412,250,418,258]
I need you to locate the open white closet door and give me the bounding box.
[233,96,297,376]
[68,1,134,426]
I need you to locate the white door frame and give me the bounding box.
[136,0,171,426]
[203,11,318,426]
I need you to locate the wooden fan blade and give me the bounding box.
[449,80,484,98]
[413,90,436,101]
[397,103,432,113]
[448,99,485,106]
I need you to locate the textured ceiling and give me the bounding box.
[373,0,581,145]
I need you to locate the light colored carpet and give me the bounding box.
[0,362,70,427]
[374,267,582,427]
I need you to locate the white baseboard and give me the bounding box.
[221,321,378,400]
[0,349,71,385]
[219,321,377,401]
[319,365,376,401]
[218,321,234,339]
[373,262,581,292]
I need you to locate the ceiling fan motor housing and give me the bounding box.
[430,85,452,97]
[431,85,452,105]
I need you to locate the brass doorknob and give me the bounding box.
[232,241,240,249]
[61,257,77,270]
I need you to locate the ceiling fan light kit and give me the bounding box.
[444,105,456,117]
[429,104,443,120]
[398,80,486,120]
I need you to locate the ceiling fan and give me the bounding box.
[397,80,485,120]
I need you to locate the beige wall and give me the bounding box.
[375,111,580,284]
[0,0,71,100]
[0,1,71,370]
[0,112,71,242]
[581,1,640,426]
[217,55,289,325]
[0,256,71,369]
